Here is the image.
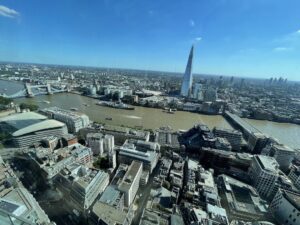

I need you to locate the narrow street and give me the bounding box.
[131,161,161,225]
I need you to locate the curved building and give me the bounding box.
[0,112,68,147]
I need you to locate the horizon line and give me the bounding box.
[0,60,298,82]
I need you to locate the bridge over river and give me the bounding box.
[0,83,69,99]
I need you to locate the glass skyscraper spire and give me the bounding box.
[180,45,194,97]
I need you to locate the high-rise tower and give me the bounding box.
[180,45,194,97]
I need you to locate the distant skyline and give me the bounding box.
[1,0,300,80]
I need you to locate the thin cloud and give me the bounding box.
[273,47,292,52]
[195,37,202,42]
[0,5,19,18]
[272,30,300,50]
[189,19,195,27]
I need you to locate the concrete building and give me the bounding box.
[99,185,125,210]
[56,164,109,211]
[118,139,159,173]
[288,164,300,189]
[247,132,269,154]
[118,161,143,207]
[0,111,68,148]
[186,205,229,225]
[269,173,297,201]
[203,87,217,102]
[193,82,203,100]
[268,144,295,171]
[154,127,180,151]
[108,149,117,169]
[91,201,132,225]
[180,123,216,150]
[169,160,185,189]
[41,136,58,150]
[218,174,268,221]
[86,133,114,156]
[248,155,279,199]
[215,137,232,151]
[40,107,89,133]
[269,189,300,225]
[0,156,53,225]
[29,143,93,180]
[213,127,243,151]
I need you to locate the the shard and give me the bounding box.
[180,45,194,97]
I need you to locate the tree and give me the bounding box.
[0,96,12,106]
[93,157,109,169]
[19,103,38,111]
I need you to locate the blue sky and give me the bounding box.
[1,0,300,80]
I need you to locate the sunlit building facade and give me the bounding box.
[180,45,194,97]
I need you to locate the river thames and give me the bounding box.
[14,93,231,130]
[1,80,300,149]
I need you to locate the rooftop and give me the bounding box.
[92,201,127,225]
[99,185,123,206]
[0,112,48,132]
[273,144,295,153]
[283,189,300,211]
[256,155,279,173]
[119,161,142,191]
[13,119,65,137]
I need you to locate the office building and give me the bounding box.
[28,143,93,180]
[180,123,216,150]
[61,134,78,146]
[99,185,125,210]
[269,173,297,201]
[56,163,109,211]
[288,164,300,189]
[268,144,295,171]
[193,82,203,100]
[41,136,58,150]
[0,111,68,148]
[91,201,132,225]
[108,149,117,169]
[248,155,279,199]
[0,156,53,225]
[118,161,143,207]
[40,107,89,133]
[269,189,300,225]
[203,87,217,102]
[97,124,150,145]
[213,127,243,151]
[248,133,269,154]
[180,45,194,97]
[186,205,229,225]
[217,174,268,221]
[86,133,114,156]
[118,139,159,173]
[215,137,232,151]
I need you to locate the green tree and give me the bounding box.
[93,157,109,169]
[19,103,39,111]
[0,96,12,106]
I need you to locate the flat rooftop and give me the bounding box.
[256,155,279,173]
[119,161,142,191]
[99,186,123,207]
[92,201,127,225]
[273,144,295,152]
[283,189,300,211]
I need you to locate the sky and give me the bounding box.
[0,0,300,80]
